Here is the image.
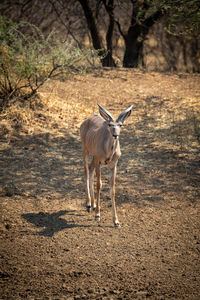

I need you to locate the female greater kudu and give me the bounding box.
[80,104,132,227]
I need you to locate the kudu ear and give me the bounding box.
[98,104,114,122]
[116,105,133,123]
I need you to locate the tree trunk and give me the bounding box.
[103,0,116,67]
[102,52,116,67]
[123,24,142,68]
[122,8,163,68]
[78,0,116,67]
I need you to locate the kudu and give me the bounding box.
[80,104,133,227]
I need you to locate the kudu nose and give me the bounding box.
[113,134,118,139]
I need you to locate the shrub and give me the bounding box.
[0,16,96,111]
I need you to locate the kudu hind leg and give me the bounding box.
[110,166,120,228]
[95,162,101,222]
[89,157,96,210]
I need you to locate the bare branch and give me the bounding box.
[115,19,126,40]
[143,9,164,29]
[49,0,94,66]
[49,0,82,49]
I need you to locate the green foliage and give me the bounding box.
[0,16,95,110]
[160,0,200,35]
[135,0,199,36]
[137,9,147,20]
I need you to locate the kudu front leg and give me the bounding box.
[110,166,120,228]
[83,150,91,212]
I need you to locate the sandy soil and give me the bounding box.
[0,69,200,299]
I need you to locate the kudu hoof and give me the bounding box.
[95,215,100,222]
[114,222,121,228]
[86,205,91,213]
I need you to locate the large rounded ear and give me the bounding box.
[98,104,114,122]
[116,105,133,123]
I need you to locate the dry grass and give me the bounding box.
[1,69,200,152]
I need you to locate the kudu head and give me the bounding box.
[98,104,133,140]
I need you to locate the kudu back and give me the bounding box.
[80,104,132,227]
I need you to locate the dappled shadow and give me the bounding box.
[1,98,199,209]
[21,210,91,237]
[0,130,84,201]
[116,99,200,206]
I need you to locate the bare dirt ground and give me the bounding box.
[0,69,200,299]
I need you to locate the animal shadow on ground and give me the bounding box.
[21,210,91,237]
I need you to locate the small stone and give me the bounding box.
[87,288,95,294]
